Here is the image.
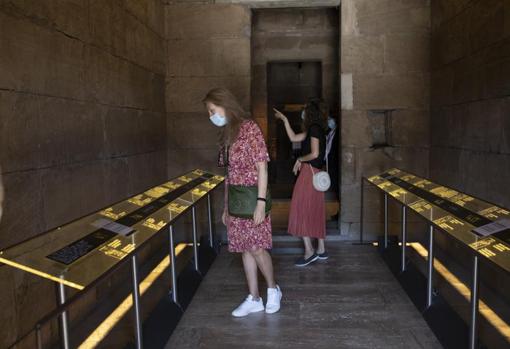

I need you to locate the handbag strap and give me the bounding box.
[308,163,316,176]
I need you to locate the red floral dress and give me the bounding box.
[226,120,272,253]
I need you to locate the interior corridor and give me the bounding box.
[166,243,441,349]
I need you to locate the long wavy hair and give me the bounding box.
[302,97,328,132]
[202,88,252,146]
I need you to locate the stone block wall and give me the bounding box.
[430,0,510,207]
[164,2,251,234]
[165,2,251,177]
[340,0,431,240]
[0,1,166,346]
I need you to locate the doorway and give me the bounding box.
[250,7,340,231]
[267,61,322,199]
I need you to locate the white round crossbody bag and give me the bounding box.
[309,164,331,192]
[308,123,336,192]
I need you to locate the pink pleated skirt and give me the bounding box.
[288,163,326,239]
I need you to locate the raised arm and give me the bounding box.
[273,108,306,142]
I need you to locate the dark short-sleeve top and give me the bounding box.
[301,123,326,169]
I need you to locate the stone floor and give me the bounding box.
[165,243,442,349]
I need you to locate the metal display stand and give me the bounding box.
[0,169,225,349]
[360,168,510,349]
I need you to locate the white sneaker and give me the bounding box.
[265,285,282,314]
[231,295,265,317]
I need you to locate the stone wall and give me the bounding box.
[0,1,166,346]
[430,0,510,207]
[165,2,251,177]
[340,0,431,240]
[164,2,251,234]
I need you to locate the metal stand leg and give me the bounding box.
[426,225,435,308]
[207,194,214,249]
[168,226,179,305]
[36,324,43,349]
[192,206,200,273]
[56,279,70,349]
[401,205,407,272]
[384,193,388,249]
[131,255,143,349]
[469,255,480,349]
[359,178,365,244]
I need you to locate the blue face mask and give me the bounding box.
[209,113,227,127]
[328,117,336,130]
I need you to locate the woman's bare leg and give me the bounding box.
[317,238,326,254]
[302,237,315,259]
[251,248,276,288]
[242,251,260,298]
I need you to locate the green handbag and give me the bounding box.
[228,185,272,219]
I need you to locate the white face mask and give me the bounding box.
[301,110,305,120]
[209,112,227,127]
[328,117,336,130]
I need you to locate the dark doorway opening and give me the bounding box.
[267,61,322,199]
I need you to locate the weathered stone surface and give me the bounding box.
[127,150,167,195]
[354,0,431,18]
[467,0,505,53]
[0,171,44,249]
[384,33,430,73]
[13,272,56,342]
[166,77,251,112]
[104,157,130,204]
[354,73,428,109]
[0,1,167,347]
[167,38,250,77]
[252,34,338,66]
[38,98,105,167]
[356,4,430,36]
[342,35,384,75]
[165,4,250,40]
[431,0,473,29]
[252,6,339,33]
[40,162,107,230]
[391,109,430,147]
[168,148,221,178]
[431,13,470,67]
[484,57,510,99]
[104,107,142,157]
[430,67,454,106]
[341,147,358,186]
[0,267,18,348]
[430,0,510,212]
[341,110,371,148]
[125,0,165,37]
[1,93,43,173]
[168,113,218,149]
[485,153,510,207]
[500,97,510,155]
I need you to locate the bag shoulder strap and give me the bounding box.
[309,163,316,176]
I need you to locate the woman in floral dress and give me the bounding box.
[203,88,282,317]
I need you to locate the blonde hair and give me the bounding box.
[202,88,252,146]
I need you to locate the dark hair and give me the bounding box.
[202,88,252,146]
[302,98,328,132]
